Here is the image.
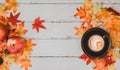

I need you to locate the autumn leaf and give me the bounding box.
[93,59,106,70]
[74,27,85,37]
[80,54,92,65]
[104,55,115,67]
[16,22,28,37]
[83,15,92,24]
[5,0,18,12]
[104,64,116,70]
[74,7,86,19]
[20,58,32,70]
[84,0,92,6]
[0,16,8,25]
[93,3,102,14]
[32,17,46,32]
[0,3,7,15]
[0,40,7,52]
[24,39,36,53]
[7,12,21,26]
[108,7,120,16]
[80,54,88,61]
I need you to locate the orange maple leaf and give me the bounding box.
[74,7,86,19]
[74,27,85,37]
[74,23,92,37]
[20,58,32,70]
[5,0,18,12]
[93,59,106,70]
[16,22,28,37]
[25,39,36,52]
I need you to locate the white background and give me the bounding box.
[0,0,120,70]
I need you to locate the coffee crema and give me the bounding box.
[88,35,104,52]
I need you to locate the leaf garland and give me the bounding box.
[74,0,120,70]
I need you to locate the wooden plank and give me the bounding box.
[10,58,93,70]
[24,22,80,39]
[0,0,31,3]
[30,0,120,4]
[0,0,120,3]
[18,4,120,22]
[18,4,81,22]
[10,58,120,70]
[31,39,83,56]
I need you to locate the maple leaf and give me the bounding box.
[74,7,86,19]
[80,54,92,65]
[104,55,115,67]
[84,0,92,6]
[5,0,18,12]
[0,3,7,15]
[16,22,28,37]
[25,39,36,52]
[74,23,92,37]
[74,27,85,37]
[32,17,46,32]
[83,15,92,24]
[0,40,7,52]
[0,16,8,25]
[7,12,21,26]
[20,58,32,70]
[80,54,88,61]
[93,59,106,70]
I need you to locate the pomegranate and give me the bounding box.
[7,36,25,54]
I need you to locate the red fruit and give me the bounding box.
[7,36,25,54]
[0,24,8,41]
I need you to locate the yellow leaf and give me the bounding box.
[0,3,7,15]
[93,3,102,14]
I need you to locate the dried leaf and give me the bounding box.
[16,22,28,37]
[32,17,46,32]
[7,12,21,26]
[74,7,86,19]
[0,3,7,15]
[20,58,32,70]
[5,0,18,12]
[80,54,92,65]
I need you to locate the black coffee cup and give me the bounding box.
[81,28,111,59]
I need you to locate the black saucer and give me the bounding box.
[81,28,111,59]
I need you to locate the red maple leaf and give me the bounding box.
[32,17,46,32]
[104,55,115,67]
[80,54,92,65]
[7,12,21,25]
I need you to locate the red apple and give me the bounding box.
[0,23,8,41]
[7,36,25,54]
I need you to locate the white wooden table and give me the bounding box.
[0,0,120,70]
